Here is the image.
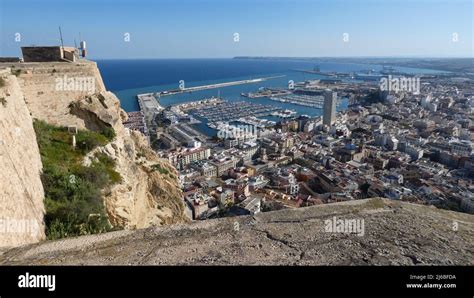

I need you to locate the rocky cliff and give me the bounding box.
[0,68,46,247]
[0,61,186,248]
[69,91,187,229]
[1,198,472,265]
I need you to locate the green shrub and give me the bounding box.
[76,130,108,152]
[92,153,122,184]
[101,126,116,141]
[11,69,21,76]
[151,163,170,175]
[34,120,121,240]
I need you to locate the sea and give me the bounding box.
[96,58,444,136]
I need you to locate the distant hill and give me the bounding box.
[234,57,474,74]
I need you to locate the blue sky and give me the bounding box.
[0,0,472,58]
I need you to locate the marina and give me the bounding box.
[213,121,258,139]
[171,97,224,112]
[129,62,423,139]
[236,116,277,128]
[271,109,298,118]
[191,100,283,123]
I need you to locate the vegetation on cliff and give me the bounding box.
[0,78,6,106]
[33,120,120,240]
[150,163,176,179]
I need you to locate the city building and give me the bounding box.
[323,90,337,126]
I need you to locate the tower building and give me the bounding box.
[323,90,337,126]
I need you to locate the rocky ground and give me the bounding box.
[1,198,473,265]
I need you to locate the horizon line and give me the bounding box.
[89,56,474,60]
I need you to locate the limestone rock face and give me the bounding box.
[0,69,46,248]
[69,91,127,133]
[1,199,472,265]
[0,61,186,246]
[78,92,187,228]
[101,130,186,228]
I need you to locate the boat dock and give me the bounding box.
[192,100,282,123]
[171,97,224,112]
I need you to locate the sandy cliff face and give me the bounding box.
[0,61,186,247]
[0,69,46,247]
[75,91,187,228]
